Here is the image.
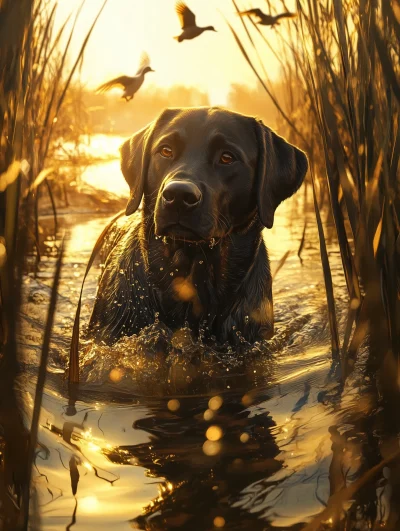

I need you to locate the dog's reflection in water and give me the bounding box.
[103,392,281,530]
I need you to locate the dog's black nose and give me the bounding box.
[162,181,202,210]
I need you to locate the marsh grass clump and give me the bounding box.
[229,0,400,392]
[0,0,107,527]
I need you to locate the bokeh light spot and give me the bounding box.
[167,399,180,412]
[206,425,223,441]
[214,516,225,528]
[240,432,250,443]
[109,367,124,382]
[204,408,214,421]
[208,396,223,411]
[203,440,221,456]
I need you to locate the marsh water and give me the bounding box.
[18,137,398,529]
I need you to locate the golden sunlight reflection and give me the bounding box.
[88,442,102,453]
[81,160,128,197]
[80,495,100,513]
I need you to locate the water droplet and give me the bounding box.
[199,260,204,264]
[170,272,174,276]
[119,269,125,274]
[244,315,249,324]
[160,267,164,271]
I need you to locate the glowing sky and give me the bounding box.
[55,0,295,105]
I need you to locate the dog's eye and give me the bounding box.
[219,152,235,165]
[160,146,173,158]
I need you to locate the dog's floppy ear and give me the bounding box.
[255,120,308,228]
[121,108,181,216]
[120,121,156,216]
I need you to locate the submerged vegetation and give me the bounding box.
[0,0,400,528]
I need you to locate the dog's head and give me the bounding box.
[120,107,308,241]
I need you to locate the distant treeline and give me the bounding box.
[79,82,283,135]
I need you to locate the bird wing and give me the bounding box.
[238,8,264,18]
[135,51,151,75]
[275,12,297,21]
[95,76,134,93]
[175,2,196,29]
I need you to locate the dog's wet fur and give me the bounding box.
[88,107,308,346]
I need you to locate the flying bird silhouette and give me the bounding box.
[174,2,216,42]
[238,8,296,27]
[96,52,154,102]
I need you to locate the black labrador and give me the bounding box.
[88,107,308,346]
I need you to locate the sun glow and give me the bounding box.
[80,495,100,513]
[54,0,295,105]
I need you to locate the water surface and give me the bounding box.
[19,136,396,530]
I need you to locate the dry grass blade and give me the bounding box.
[366,150,383,216]
[373,200,385,257]
[297,220,307,263]
[231,0,269,81]
[310,167,341,363]
[40,1,86,134]
[29,12,73,109]
[222,10,310,149]
[24,167,55,196]
[372,21,400,105]
[53,0,109,119]
[272,251,291,280]
[69,210,125,384]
